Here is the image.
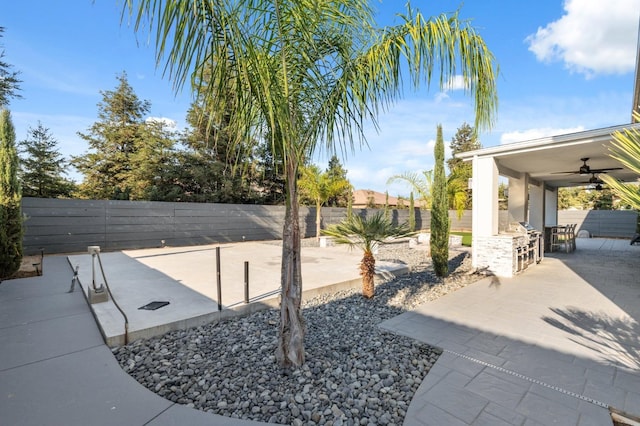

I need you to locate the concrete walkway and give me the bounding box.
[381,238,640,425]
[0,241,404,426]
[0,255,268,426]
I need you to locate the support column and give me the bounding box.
[545,186,558,226]
[528,183,545,230]
[471,156,499,268]
[507,174,529,223]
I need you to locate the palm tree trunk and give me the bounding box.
[315,199,321,241]
[276,157,305,368]
[360,250,376,298]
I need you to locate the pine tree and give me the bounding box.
[0,109,23,279]
[447,123,480,212]
[178,74,257,203]
[431,125,449,277]
[19,122,75,198]
[71,72,151,199]
[0,28,21,107]
[325,155,350,207]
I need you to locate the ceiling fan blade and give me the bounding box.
[551,170,581,174]
[589,167,623,173]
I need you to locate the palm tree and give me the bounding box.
[387,170,433,209]
[601,111,640,210]
[126,0,498,368]
[298,164,350,241]
[322,212,413,298]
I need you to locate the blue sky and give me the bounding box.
[3,0,639,197]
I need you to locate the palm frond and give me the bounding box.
[322,211,414,253]
[601,112,640,210]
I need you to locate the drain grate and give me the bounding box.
[139,301,170,310]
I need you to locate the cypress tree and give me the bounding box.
[0,109,23,279]
[430,125,449,277]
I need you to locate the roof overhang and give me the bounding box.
[456,123,640,188]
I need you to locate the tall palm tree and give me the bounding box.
[298,164,350,241]
[387,170,433,209]
[126,0,498,368]
[323,212,413,298]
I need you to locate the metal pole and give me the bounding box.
[244,261,249,304]
[91,252,97,291]
[216,246,222,311]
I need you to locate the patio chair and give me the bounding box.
[550,225,573,253]
[567,224,576,252]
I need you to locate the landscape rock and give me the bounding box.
[113,242,482,424]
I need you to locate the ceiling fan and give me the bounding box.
[553,157,622,175]
[574,172,605,190]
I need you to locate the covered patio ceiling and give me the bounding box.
[457,123,640,189]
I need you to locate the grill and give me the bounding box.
[518,222,544,265]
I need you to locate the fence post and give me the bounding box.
[216,246,222,311]
[244,261,249,304]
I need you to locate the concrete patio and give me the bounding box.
[1,237,639,425]
[66,241,407,346]
[381,237,640,425]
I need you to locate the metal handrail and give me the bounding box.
[94,251,129,345]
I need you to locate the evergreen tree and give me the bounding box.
[431,125,449,277]
[19,122,75,198]
[0,109,22,279]
[72,72,151,199]
[447,122,480,213]
[0,28,21,107]
[124,119,177,200]
[325,155,351,207]
[178,74,257,203]
[252,140,286,205]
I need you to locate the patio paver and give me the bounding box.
[381,238,640,425]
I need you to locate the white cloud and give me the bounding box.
[526,0,639,77]
[444,75,469,91]
[434,75,468,102]
[500,126,586,144]
[146,116,178,129]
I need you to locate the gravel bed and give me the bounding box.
[113,241,484,425]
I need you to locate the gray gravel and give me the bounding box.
[113,240,484,425]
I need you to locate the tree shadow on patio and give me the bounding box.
[542,307,640,370]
